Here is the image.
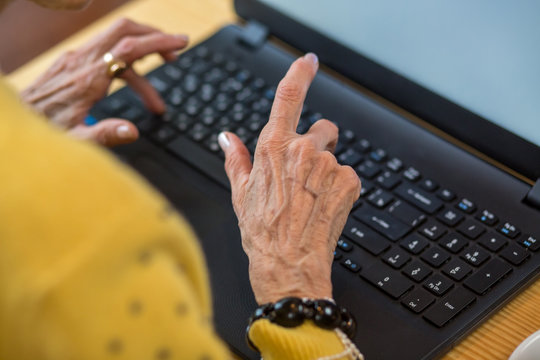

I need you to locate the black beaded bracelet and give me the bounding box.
[245,297,356,352]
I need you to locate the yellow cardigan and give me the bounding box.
[0,79,358,360]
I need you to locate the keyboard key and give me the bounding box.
[359,180,375,197]
[400,234,429,255]
[475,209,499,226]
[403,167,421,182]
[343,219,391,255]
[101,96,128,113]
[148,76,170,94]
[460,245,490,266]
[438,233,468,254]
[369,149,387,162]
[340,258,361,273]
[120,107,145,123]
[137,115,161,134]
[353,206,412,242]
[361,262,414,299]
[436,207,464,227]
[340,129,356,144]
[158,64,184,83]
[172,113,195,132]
[188,123,211,142]
[354,139,372,153]
[478,232,507,252]
[457,219,486,239]
[403,260,432,282]
[203,134,221,153]
[401,288,435,313]
[351,197,363,211]
[150,125,176,144]
[383,248,411,269]
[500,242,530,265]
[455,198,476,214]
[437,188,456,202]
[367,189,394,209]
[337,237,353,252]
[463,258,512,294]
[423,287,476,327]
[424,274,454,296]
[338,149,364,167]
[387,200,427,227]
[442,259,473,281]
[194,45,210,59]
[421,246,450,267]
[356,160,381,179]
[498,222,521,239]
[394,183,443,214]
[168,87,186,107]
[419,178,439,192]
[518,234,540,251]
[419,221,448,241]
[375,171,402,190]
[386,158,404,172]
[333,250,342,261]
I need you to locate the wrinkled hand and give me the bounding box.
[219,54,361,304]
[20,18,189,146]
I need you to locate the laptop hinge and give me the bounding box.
[239,20,269,50]
[524,178,540,210]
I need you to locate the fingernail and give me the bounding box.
[304,52,318,65]
[176,34,189,42]
[218,132,230,151]
[116,125,132,139]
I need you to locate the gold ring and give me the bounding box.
[103,52,128,78]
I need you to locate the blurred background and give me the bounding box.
[0,0,130,74]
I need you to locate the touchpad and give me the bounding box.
[127,154,230,238]
[120,152,258,359]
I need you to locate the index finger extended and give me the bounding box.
[266,53,319,133]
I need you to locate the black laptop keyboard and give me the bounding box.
[91,45,539,329]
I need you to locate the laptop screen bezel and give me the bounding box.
[234,0,540,182]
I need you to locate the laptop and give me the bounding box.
[89,1,540,359]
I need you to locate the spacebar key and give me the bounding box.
[353,206,411,241]
[395,183,443,214]
[166,135,230,190]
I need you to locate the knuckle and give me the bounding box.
[257,136,287,156]
[115,37,137,57]
[225,153,241,174]
[289,137,316,158]
[275,82,304,104]
[113,18,134,32]
[340,165,360,187]
[316,118,338,133]
[319,150,338,167]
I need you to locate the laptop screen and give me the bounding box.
[259,0,540,148]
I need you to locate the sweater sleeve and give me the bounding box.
[0,78,362,360]
[250,319,363,360]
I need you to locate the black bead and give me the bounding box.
[313,300,341,329]
[270,297,305,328]
[339,307,357,338]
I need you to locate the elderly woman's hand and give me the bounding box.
[20,18,189,147]
[219,54,361,304]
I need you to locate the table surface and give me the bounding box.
[7,0,540,359]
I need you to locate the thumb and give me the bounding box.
[69,119,139,147]
[219,131,253,193]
